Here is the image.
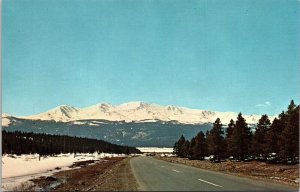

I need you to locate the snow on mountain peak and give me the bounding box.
[2,113,11,118]
[90,103,113,111]
[19,104,79,122]
[2,113,13,127]
[117,101,151,110]
[14,102,273,125]
[54,105,78,112]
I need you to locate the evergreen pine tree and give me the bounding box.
[188,137,196,159]
[226,119,235,157]
[231,113,251,160]
[279,101,299,160]
[207,118,224,161]
[265,118,280,154]
[193,131,207,160]
[182,140,190,158]
[173,135,186,157]
[251,114,271,159]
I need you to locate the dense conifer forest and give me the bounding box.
[174,100,299,164]
[2,131,141,156]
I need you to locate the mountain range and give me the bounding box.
[2,101,268,127]
[2,102,275,147]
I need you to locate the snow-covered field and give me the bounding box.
[1,153,126,191]
[137,147,173,153]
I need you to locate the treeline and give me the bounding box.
[174,100,299,163]
[2,131,141,156]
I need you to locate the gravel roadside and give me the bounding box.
[30,156,139,191]
[92,157,138,191]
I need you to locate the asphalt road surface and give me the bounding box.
[131,156,298,191]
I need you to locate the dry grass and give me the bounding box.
[12,181,35,191]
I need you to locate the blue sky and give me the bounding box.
[2,0,299,116]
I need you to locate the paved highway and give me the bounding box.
[131,156,297,191]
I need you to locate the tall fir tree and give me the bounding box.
[265,118,282,154]
[231,113,251,160]
[182,140,190,158]
[207,118,224,160]
[173,135,186,157]
[226,119,235,157]
[193,131,207,160]
[188,137,196,159]
[251,114,271,158]
[279,101,299,160]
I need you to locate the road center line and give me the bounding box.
[198,178,223,187]
[172,169,180,173]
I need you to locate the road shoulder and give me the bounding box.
[30,157,138,191]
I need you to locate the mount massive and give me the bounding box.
[2,102,272,147]
[3,102,265,127]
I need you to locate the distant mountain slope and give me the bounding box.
[2,117,213,147]
[14,101,268,125]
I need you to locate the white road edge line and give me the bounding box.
[172,169,180,173]
[198,179,223,187]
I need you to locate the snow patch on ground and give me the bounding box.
[1,153,126,191]
[72,121,86,125]
[132,132,149,139]
[137,147,173,153]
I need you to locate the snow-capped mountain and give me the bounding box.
[21,105,80,122]
[10,101,270,125]
[2,113,13,127]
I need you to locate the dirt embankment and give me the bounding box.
[31,157,138,191]
[156,156,299,187]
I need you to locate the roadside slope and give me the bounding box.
[93,157,138,191]
[30,157,138,191]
